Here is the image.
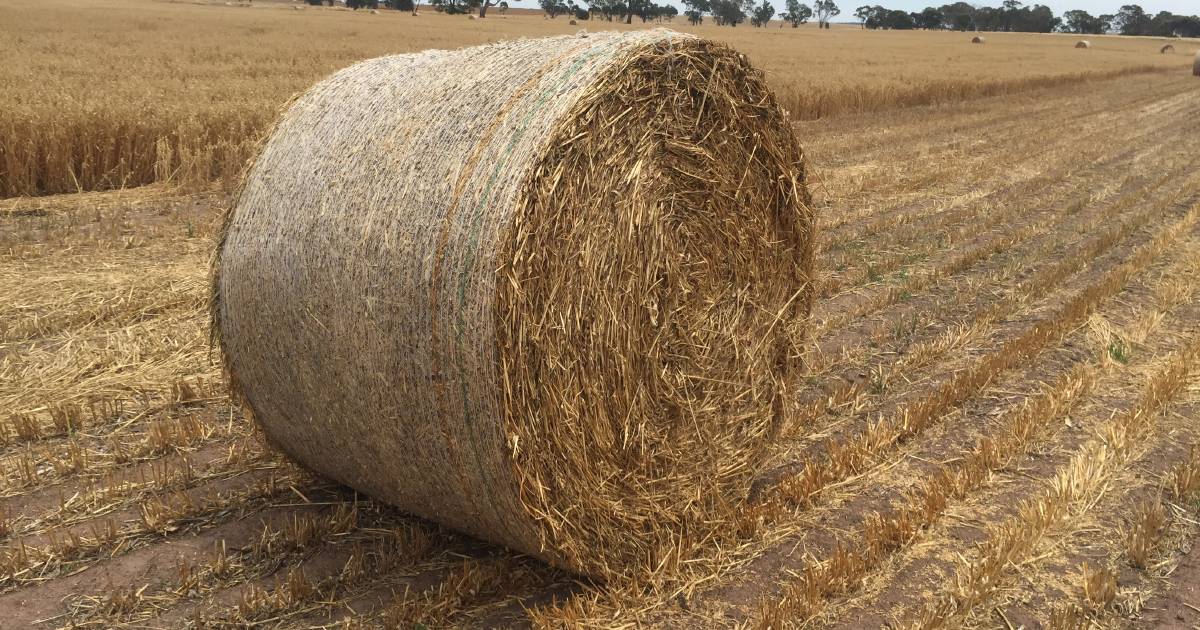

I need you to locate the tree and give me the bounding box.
[566,0,589,18]
[880,8,913,28]
[385,0,416,10]
[627,0,675,22]
[476,0,503,17]
[813,0,839,27]
[973,6,1003,30]
[861,4,886,28]
[1150,13,1200,37]
[654,4,679,20]
[751,0,774,25]
[1062,9,1108,33]
[429,0,469,12]
[939,2,975,30]
[1175,16,1200,37]
[710,0,749,25]
[498,0,509,11]
[1014,4,1058,32]
[540,0,568,17]
[861,5,915,29]
[683,0,710,23]
[1000,0,1021,30]
[587,0,622,20]
[782,0,813,26]
[912,6,942,28]
[1112,4,1150,35]
[854,4,870,26]
[624,0,645,22]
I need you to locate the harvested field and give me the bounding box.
[4,65,1200,627]
[6,0,1200,625]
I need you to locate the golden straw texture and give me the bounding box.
[212,29,813,578]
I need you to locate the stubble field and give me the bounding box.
[2,0,1200,628]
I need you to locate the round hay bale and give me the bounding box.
[1160,44,1174,54]
[467,13,476,19]
[1075,40,1090,49]
[1194,50,1200,76]
[971,35,985,44]
[569,18,577,24]
[212,30,813,578]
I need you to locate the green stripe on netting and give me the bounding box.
[449,37,630,543]
[455,42,614,411]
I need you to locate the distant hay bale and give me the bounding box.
[971,35,985,44]
[213,30,813,578]
[569,18,577,24]
[1075,40,1090,49]
[370,8,378,12]
[1160,44,1174,54]
[467,13,476,19]
[1194,50,1200,76]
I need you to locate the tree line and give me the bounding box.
[853,2,1200,35]
[334,0,1200,36]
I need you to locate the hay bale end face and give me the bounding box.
[1160,44,1174,54]
[971,35,985,44]
[213,30,813,578]
[1075,40,1091,49]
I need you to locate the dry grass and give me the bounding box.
[0,0,1194,196]
[3,12,1200,627]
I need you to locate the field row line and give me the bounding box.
[814,82,1194,250]
[0,466,308,594]
[753,220,1200,627]
[787,162,1200,446]
[912,333,1200,628]
[756,195,1199,528]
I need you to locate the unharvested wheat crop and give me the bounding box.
[0,0,1194,196]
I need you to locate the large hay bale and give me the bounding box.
[1160,44,1174,54]
[212,30,813,578]
[971,35,985,44]
[1075,40,1091,49]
